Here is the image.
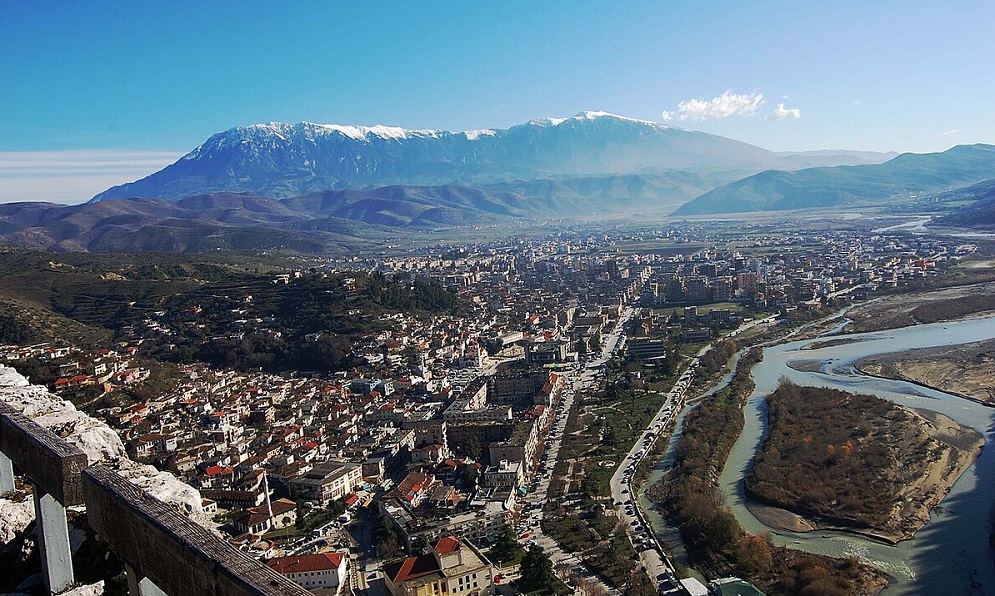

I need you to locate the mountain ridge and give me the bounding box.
[91,112,894,203]
[931,178,995,228]
[673,144,995,215]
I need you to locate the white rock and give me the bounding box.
[61,581,104,596]
[0,497,34,544]
[0,366,29,387]
[72,424,128,463]
[117,462,214,526]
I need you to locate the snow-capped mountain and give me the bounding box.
[91,112,819,202]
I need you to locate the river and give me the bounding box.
[715,316,995,595]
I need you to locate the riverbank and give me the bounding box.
[855,337,995,406]
[844,280,995,333]
[650,350,889,595]
[745,383,984,544]
[718,313,995,594]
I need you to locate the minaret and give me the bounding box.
[263,470,273,519]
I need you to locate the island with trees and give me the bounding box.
[745,382,983,542]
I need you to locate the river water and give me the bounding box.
[715,316,995,595]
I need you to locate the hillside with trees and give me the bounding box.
[0,249,469,374]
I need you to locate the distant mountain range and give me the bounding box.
[0,178,713,252]
[0,190,472,253]
[91,112,892,203]
[4,111,994,253]
[674,144,995,215]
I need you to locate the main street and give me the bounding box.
[515,372,621,596]
[510,306,643,596]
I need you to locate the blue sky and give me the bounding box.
[1,1,993,203]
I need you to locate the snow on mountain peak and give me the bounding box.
[306,122,441,141]
[464,129,497,141]
[527,111,666,129]
[528,116,569,127]
[181,111,672,161]
[576,110,621,119]
[574,111,668,127]
[183,121,449,159]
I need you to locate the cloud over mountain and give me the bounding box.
[662,91,766,122]
[767,103,801,120]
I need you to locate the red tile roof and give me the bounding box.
[385,553,440,584]
[267,552,345,574]
[434,536,461,555]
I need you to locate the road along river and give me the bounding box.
[717,315,995,595]
[636,349,747,570]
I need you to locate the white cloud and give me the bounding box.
[662,91,766,122]
[767,103,801,120]
[941,129,960,137]
[0,149,181,204]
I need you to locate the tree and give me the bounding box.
[373,514,402,559]
[582,467,609,500]
[603,423,618,448]
[466,436,482,462]
[0,314,30,344]
[491,524,522,567]
[520,544,555,590]
[464,466,479,492]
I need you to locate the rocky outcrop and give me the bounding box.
[0,365,210,530]
[62,581,104,596]
[0,497,33,544]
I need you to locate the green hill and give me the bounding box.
[674,144,995,215]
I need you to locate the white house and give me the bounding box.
[266,551,348,592]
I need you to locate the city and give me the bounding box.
[1,219,981,595]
